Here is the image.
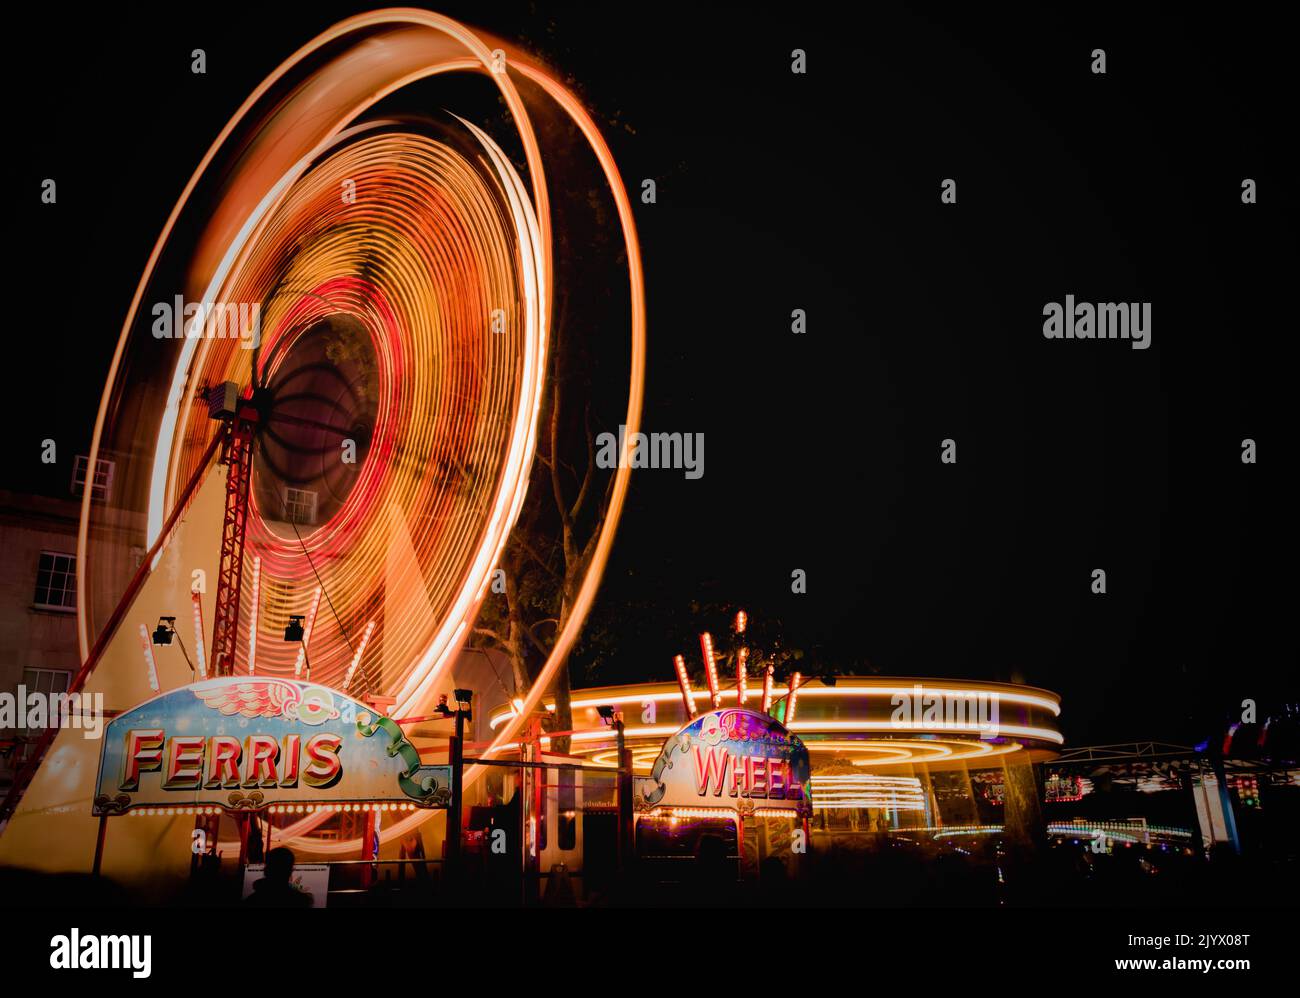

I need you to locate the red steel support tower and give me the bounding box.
[208,384,259,677]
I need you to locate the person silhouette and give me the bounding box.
[244,847,313,907]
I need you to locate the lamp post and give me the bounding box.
[159,610,216,878]
[357,693,396,888]
[599,705,633,874]
[437,689,473,879]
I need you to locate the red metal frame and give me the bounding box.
[210,406,258,676]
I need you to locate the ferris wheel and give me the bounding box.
[4,10,644,857]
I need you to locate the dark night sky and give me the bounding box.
[8,4,1294,747]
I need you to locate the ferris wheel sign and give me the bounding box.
[93,677,451,816]
[634,708,812,819]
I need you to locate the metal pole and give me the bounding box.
[1179,763,1206,860]
[616,717,633,874]
[736,812,745,880]
[91,813,108,877]
[520,718,541,905]
[361,809,378,889]
[1209,750,1242,855]
[531,741,543,904]
[446,707,465,876]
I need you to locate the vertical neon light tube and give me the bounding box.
[760,665,774,714]
[246,556,261,675]
[140,624,160,692]
[191,590,208,679]
[673,654,697,719]
[733,610,748,707]
[343,619,376,691]
[700,632,721,709]
[786,671,802,724]
[294,587,322,678]
[735,647,748,706]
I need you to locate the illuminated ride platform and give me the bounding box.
[482,676,1055,818]
[470,676,1062,878]
[487,676,1063,779]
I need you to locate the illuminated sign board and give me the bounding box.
[93,678,451,815]
[634,708,812,818]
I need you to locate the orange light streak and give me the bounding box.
[342,619,376,692]
[191,591,207,679]
[673,655,697,719]
[246,556,260,675]
[139,625,159,693]
[700,632,721,709]
[786,671,802,724]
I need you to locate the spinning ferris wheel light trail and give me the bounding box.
[0,9,646,858]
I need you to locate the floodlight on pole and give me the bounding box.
[283,615,305,643]
[152,616,176,646]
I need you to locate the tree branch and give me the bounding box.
[569,401,596,522]
[515,535,561,580]
[549,378,572,532]
[471,626,507,648]
[521,620,552,659]
[528,618,559,639]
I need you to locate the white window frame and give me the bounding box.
[15,668,72,734]
[71,454,115,503]
[20,667,71,696]
[33,551,77,612]
[283,486,319,526]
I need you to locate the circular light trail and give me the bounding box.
[158,123,546,703]
[77,9,645,855]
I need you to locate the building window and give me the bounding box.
[34,551,77,611]
[283,487,319,526]
[17,669,72,733]
[21,668,71,697]
[71,455,115,503]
